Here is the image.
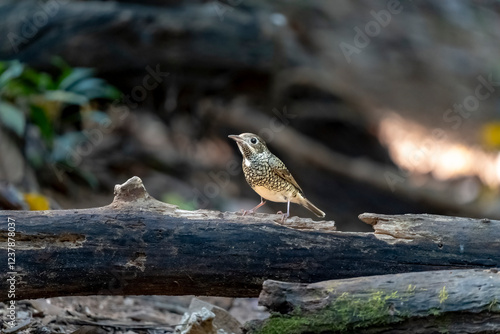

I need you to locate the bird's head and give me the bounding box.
[228,133,268,158]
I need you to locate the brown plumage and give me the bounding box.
[228,133,325,220]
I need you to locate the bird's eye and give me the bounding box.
[250,137,258,144]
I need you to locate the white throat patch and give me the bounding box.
[244,158,251,167]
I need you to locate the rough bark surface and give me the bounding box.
[260,269,500,314]
[1,177,500,300]
[246,269,500,334]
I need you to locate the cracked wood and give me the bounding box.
[1,177,499,300]
[246,269,500,334]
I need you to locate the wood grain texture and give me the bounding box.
[247,269,500,333]
[1,177,499,300]
[260,269,500,314]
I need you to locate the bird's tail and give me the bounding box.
[300,197,325,218]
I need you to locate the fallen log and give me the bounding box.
[245,269,500,334]
[1,176,499,300]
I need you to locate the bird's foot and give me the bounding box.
[241,209,255,216]
[276,211,289,223]
[241,199,267,216]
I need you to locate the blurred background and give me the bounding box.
[3,0,500,331]
[2,0,500,233]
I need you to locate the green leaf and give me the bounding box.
[3,79,37,96]
[58,67,95,91]
[51,56,72,80]
[0,60,24,90]
[30,105,54,142]
[43,90,88,105]
[69,77,121,100]
[23,68,56,91]
[0,101,26,136]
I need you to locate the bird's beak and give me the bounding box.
[228,134,244,143]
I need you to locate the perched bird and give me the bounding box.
[228,133,325,220]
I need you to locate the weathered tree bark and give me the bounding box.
[245,269,500,334]
[1,177,499,301]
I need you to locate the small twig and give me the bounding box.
[3,319,32,334]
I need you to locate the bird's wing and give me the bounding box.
[269,155,303,193]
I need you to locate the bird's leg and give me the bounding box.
[242,197,266,216]
[277,200,291,222]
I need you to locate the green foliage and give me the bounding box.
[428,307,441,316]
[0,100,25,136]
[0,59,120,140]
[162,192,197,210]
[439,286,448,304]
[0,59,121,186]
[406,284,416,293]
[255,290,408,334]
[488,298,499,312]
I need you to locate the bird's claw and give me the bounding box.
[241,209,254,216]
[276,211,289,223]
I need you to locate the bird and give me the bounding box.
[228,133,325,221]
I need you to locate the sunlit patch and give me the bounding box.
[378,112,500,187]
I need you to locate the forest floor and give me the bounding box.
[1,295,269,333]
